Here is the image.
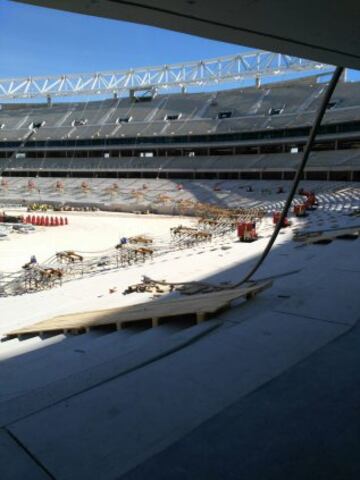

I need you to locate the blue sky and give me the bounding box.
[0,0,358,88]
[0,0,245,78]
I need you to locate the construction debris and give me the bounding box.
[123,277,174,295]
[237,222,258,242]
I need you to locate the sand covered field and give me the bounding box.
[0,209,194,272]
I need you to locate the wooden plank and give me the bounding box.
[6,280,272,337]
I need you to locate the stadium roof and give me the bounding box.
[13,0,360,70]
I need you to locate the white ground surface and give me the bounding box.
[0,209,193,272]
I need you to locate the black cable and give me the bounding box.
[233,66,344,287]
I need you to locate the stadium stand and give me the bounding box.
[1,76,360,190]
[2,78,360,141]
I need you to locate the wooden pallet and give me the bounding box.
[6,280,272,338]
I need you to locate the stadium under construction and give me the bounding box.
[1,3,360,480]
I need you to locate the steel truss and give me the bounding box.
[0,50,331,100]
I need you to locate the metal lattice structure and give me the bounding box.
[0,50,332,100]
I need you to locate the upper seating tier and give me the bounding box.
[1,78,360,142]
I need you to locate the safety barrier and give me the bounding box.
[24,215,69,227]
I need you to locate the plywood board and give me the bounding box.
[7,280,272,337]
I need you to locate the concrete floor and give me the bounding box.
[122,320,360,480]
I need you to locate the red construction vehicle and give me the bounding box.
[298,188,318,209]
[304,192,317,209]
[293,204,307,217]
[237,221,258,242]
[273,211,291,228]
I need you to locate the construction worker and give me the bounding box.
[119,236,127,247]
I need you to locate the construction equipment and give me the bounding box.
[273,211,291,228]
[293,204,307,217]
[298,188,318,209]
[22,264,64,291]
[237,222,258,242]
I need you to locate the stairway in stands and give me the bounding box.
[0,319,194,405]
